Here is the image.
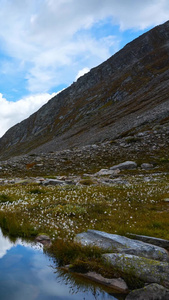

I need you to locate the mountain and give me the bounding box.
[1,20,169,160]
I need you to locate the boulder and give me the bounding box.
[35,235,52,247]
[65,180,76,185]
[127,233,169,250]
[42,179,65,186]
[110,161,137,170]
[75,230,169,262]
[77,272,128,293]
[126,283,169,300]
[103,253,169,288]
[95,169,120,176]
[141,163,153,170]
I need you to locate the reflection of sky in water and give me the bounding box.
[0,229,122,300]
[0,229,13,258]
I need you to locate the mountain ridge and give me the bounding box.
[1,20,169,159]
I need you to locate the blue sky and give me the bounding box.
[0,0,169,136]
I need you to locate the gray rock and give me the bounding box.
[35,156,42,162]
[65,180,76,185]
[141,163,153,170]
[110,161,137,170]
[126,283,169,300]
[43,179,65,186]
[35,235,52,247]
[35,177,45,184]
[75,230,169,262]
[127,233,169,250]
[95,169,120,176]
[79,272,128,293]
[103,253,169,287]
[99,178,128,185]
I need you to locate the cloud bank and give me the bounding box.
[0,0,168,94]
[0,0,169,136]
[0,92,56,137]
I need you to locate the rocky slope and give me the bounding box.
[1,20,169,160]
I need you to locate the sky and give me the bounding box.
[0,0,169,137]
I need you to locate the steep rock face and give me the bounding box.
[1,21,169,158]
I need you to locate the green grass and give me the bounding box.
[0,194,14,203]
[0,174,168,240]
[29,188,45,194]
[0,173,168,288]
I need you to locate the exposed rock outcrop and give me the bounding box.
[75,230,169,297]
[103,253,169,288]
[75,230,169,262]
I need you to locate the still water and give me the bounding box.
[0,229,125,300]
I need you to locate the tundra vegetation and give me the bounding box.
[0,168,169,289]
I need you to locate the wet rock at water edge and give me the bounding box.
[73,272,129,293]
[35,235,52,247]
[103,253,169,288]
[125,283,169,300]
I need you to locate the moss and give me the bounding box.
[29,188,45,194]
[79,179,95,185]
[0,194,14,203]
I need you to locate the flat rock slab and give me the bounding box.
[75,230,169,262]
[95,169,120,176]
[79,272,128,293]
[128,233,169,250]
[126,283,169,300]
[110,161,137,170]
[42,179,65,186]
[62,266,128,293]
[103,253,169,288]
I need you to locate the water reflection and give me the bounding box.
[0,229,13,258]
[0,230,125,300]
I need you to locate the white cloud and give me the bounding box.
[75,67,90,80]
[0,0,168,95]
[0,229,13,258]
[0,92,57,137]
[0,0,168,135]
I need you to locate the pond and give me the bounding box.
[0,229,125,300]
